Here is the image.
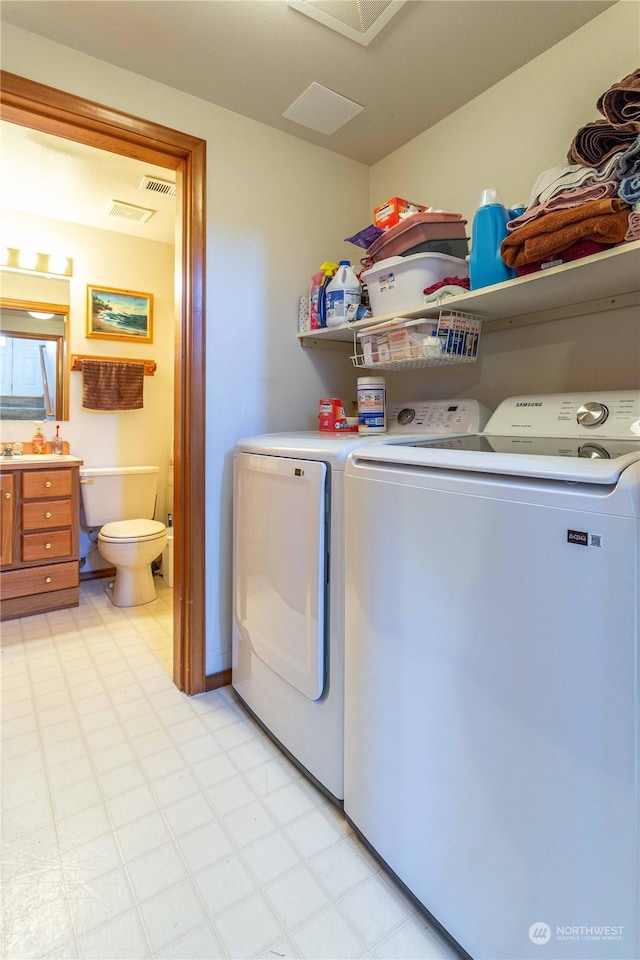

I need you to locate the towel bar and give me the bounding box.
[70,355,156,376]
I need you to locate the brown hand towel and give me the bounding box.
[82,359,145,411]
[568,118,640,167]
[597,69,640,124]
[500,198,630,268]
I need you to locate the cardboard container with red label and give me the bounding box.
[373,197,428,231]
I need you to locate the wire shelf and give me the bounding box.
[350,309,482,371]
[350,352,479,371]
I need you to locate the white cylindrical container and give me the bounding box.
[162,530,174,588]
[357,376,386,434]
[326,261,361,327]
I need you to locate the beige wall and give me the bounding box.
[1,21,370,672]
[371,2,640,225]
[2,3,638,671]
[371,1,640,407]
[0,208,176,571]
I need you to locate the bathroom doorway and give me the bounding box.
[1,71,207,695]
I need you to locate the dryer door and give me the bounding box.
[234,452,327,700]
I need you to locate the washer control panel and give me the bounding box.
[386,399,491,436]
[485,392,640,439]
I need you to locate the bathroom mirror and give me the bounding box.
[0,296,70,421]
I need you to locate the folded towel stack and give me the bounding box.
[500,71,640,276]
[568,69,640,167]
[597,69,640,125]
[626,211,640,242]
[568,119,640,168]
[501,199,630,271]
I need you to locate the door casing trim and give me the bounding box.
[1,70,207,694]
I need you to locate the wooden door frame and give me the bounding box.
[1,71,207,695]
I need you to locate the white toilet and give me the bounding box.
[80,466,168,607]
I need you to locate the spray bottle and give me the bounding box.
[309,272,324,330]
[318,261,339,328]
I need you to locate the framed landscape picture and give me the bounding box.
[87,285,153,343]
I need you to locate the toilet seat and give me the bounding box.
[99,519,166,543]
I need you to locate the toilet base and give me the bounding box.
[105,564,159,607]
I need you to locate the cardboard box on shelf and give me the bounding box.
[373,197,427,231]
[387,321,438,361]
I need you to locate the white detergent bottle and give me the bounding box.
[326,260,361,327]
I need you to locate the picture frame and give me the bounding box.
[86,285,153,343]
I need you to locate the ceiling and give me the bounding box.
[0,122,178,244]
[1,0,615,165]
[0,0,615,245]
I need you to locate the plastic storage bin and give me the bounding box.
[366,212,468,264]
[362,252,469,316]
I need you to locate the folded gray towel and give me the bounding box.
[528,152,622,207]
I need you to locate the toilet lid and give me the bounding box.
[99,519,166,542]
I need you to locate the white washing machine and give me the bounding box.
[232,399,490,802]
[344,391,640,959]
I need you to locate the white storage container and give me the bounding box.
[162,530,174,587]
[362,252,469,316]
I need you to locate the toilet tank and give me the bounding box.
[80,466,160,527]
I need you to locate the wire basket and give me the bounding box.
[350,309,482,371]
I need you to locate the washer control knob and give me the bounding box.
[396,408,415,426]
[578,443,610,459]
[577,402,608,427]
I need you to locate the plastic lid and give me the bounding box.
[338,260,351,266]
[479,188,503,206]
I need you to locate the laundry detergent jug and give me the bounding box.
[469,188,517,290]
[326,261,361,327]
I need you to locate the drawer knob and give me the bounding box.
[45,512,52,519]
[45,481,52,488]
[45,576,52,584]
[3,492,10,500]
[45,542,52,550]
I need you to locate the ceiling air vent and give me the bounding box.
[287,0,406,46]
[105,200,155,224]
[138,175,177,197]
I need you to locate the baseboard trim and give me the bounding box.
[205,668,232,691]
[79,567,116,582]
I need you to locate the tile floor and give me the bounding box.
[1,579,459,960]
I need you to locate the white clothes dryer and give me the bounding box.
[344,391,640,958]
[232,399,490,802]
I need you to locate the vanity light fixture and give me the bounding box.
[0,246,73,278]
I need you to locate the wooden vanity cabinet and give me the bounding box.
[0,461,82,621]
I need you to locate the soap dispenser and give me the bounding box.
[32,422,46,455]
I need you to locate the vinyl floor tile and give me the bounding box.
[1,580,460,960]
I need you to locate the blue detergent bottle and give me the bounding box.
[469,188,517,290]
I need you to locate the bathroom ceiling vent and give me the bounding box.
[138,175,177,198]
[287,0,406,46]
[105,200,155,224]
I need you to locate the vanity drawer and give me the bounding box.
[1,561,78,599]
[21,529,73,562]
[22,469,73,500]
[22,499,73,531]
